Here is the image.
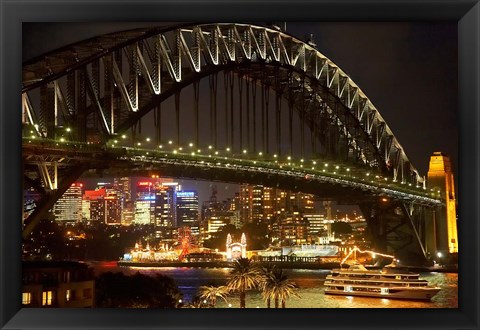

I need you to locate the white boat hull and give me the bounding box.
[325,287,441,300]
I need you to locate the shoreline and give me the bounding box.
[115,260,458,273]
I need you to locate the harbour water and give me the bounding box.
[90,262,458,308]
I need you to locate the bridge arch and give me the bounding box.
[22,23,422,186]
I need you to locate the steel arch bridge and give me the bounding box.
[22,23,443,264]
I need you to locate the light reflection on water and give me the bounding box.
[90,262,458,308]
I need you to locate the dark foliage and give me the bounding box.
[95,271,182,308]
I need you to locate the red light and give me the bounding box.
[138,182,152,186]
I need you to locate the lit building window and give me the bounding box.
[66,289,71,301]
[42,291,53,306]
[22,292,31,305]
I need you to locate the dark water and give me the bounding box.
[90,262,458,308]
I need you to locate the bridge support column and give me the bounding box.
[359,199,428,266]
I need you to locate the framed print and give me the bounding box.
[1,0,479,329]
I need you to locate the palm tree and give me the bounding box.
[227,258,261,308]
[258,263,276,308]
[262,268,299,308]
[198,285,229,307]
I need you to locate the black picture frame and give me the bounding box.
[1,0,479,329]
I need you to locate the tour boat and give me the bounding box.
[324,247,441,300]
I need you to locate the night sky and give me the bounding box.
[23,22,458,204]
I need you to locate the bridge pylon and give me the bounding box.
[427,152,458,256]
[359,198,429,266]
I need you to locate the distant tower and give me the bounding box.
[323,201,333,239]
[427,152,458,254]
[226,233,233,259]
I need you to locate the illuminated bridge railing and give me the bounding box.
[22,137,442,205]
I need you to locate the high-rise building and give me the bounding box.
[114,177,132,202]
[278,212,309,245]
[176,191,199,234]
[84,188,106,222]
[53,183,83,222]
[154,182,178,227]
[121,200,135,226]
[238,184,316,226]
[135,181,155,225]
[304,213,326,238]
[104,194,122,225]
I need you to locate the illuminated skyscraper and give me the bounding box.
[84,188,105,222]
[238,184,316,225]
[176,190,199,234]
[154,182,178,227]
[135,181,155,225]
[53,183,83,222]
